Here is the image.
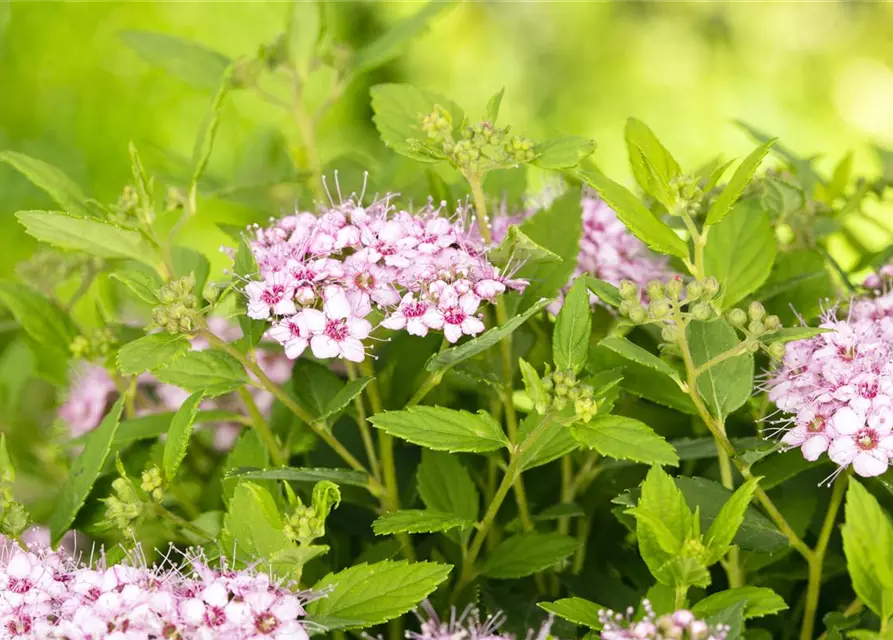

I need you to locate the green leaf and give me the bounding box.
[317,377,372,421]
[116,333,191,375]
[517,192,584,304]
[598,336,679,379]
[352,3,450,76]
[95,409,243,446]
[291,359,344,425]
[110,270,162,304]
[761,178,805,219]
[705,139,775,225]
[584,275,622,308]
[519,358,548,412]
[153,348,249,396]
[704,159,736,192]
[625,118,681,206]
[0,151,99,218]
[222,482,295,575]
[762,327,831,344]
[49,397,124,545]
[571,415,678,466]
[307,560,452,630]
[16,211,160,267]
[692,586,788,620]
[736,121,822,193]
[553,276,591,374]
[226,467,371,489]
[756,249,832,324]
[371,84,464,163]
[687,319,753,421]
[417,450,478,545]
[489,225,561,269]
[171,247,211,299]
[162,391,204,482]
[518,413,579,471]
[579,167,689,258]
[425,298,550,372]
[0,434,14,483]
[532,136,596,170]
[372,510,474,536]
[485,87,505,122]
[635,466,693,580]
[842,480,893,619]
[222,431,271,504]
[704,200,777,308]
[538,597,605,629]
[704,476,761,563]
[119,29,231,91]
[481,533,578,579]
[0,281,77,377]
[705,601,746,640]
[675,477,787,553]
[369,406,509,453]
[1,502,31,538]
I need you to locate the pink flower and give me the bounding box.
[58,364,117,437]
[268,312,316,360]
[381,294,444,337]
[246,272,297,320]
[309,287,372,362]
[598,599,728,640]
[440,293,485,343]
[828,405,893,477]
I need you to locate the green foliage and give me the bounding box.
[538,597,605,629]
[842,480,893,620]
[372,510,474,535]
[704,140,775,225]
[691,586,789,620]
[119,30,231,91]
[553,276,591,374]
[687,319,754,421]
[153,349,249,396]
[481,533,579,579]
[162,391,204,482]
[369,406,509,452]
[116,333,190,374]
[571,415,678,466]
[0,151,101,218]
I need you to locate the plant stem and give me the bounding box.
[801,471,849,640]
[345,362,381,481]
[680,211,707,280]
[558,456,573,536]
[675,584,688,610]
[203,330,380,494]
[454,413,552,598]
[237,387,286,467]
[289,72,324,201]
[716,440,743,588]
[406,370,444,407]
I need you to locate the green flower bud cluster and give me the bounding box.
[669,174,705,217]
[105,476,144,532]
[618,276,720,328]
[421,106,453,144]
[140,466,164,504]
[283,504,325,545]
[726,301,786,360]
[152,274,199,335]
[69,327,117,361]
[541,368,597,423]
[164,187,188,213]
[503,135,536,164]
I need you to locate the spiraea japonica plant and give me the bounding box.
[5,4,893,640]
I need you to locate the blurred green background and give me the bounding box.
[3,1,893,279]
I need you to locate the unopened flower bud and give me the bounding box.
[686,281,703,299]
[727,308,747,327]
[646,280,664,299]
[661,325,680,343]
[701,277,720,299]
[764,314,781,331]
[748,301,766,321]
[665,277,683,300]
[619,280,638,300]
[649,299,670,319]
[629,306,648,324]
[691,303,711,321]
[748,320,765,336]
[745,339,760,353]
[768,341,786,360]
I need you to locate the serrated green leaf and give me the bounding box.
[162,391,204,482]
[485,87,505,122]
[579,167,688,259]
[518,412,579,471]
[635,466,693,581]
[153,348,249,396]
[116,333,191,375]
[291,359,344,425]
[481,533,578,579]
[532,136,596,170]
[705,600,746,640]
[553,276,591,374]
[49,397,123,545]
[584,275,622,308]
[307,560,452,630]
[110,270,162,304]
[705,476,761,563]
[222,482,297,576]
[692,586,788,620]
[371,84,464,163]
[762,327,830,344]
[519,358,547,412]
[571,415,678,466]
[16,211,160,267]
[705,139,775,225]
[842,480,893,620]
[425,298,550,371]
[317,376,372,421]
[0,151,100,218]
[704,200,777,308]
[599,336,679,379]
[120,29,231,91]
[489,225,561,269]
[352,3,450,76]
[687,319,753,422]
[538,597,605,629]
[625,118,681,207]
[226,467,371,488]
[369,406,509,452]
[372,510,474,536]
[761,178,805,219]
[417,450,478,545]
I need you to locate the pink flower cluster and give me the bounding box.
[862,262,893,292]
[406,602,552,640]
[0,541,314,639]
[492,194,673,313]
[243,195,527,363]
[59,318,291,449]
[598,601,728,640]
[767,299,893,478]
